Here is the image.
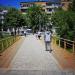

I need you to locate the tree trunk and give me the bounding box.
[18,27,20,35]
[14,27,16,36]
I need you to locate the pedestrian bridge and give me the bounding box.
[0,35,75,75]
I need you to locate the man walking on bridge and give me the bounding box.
[44,30,52,52]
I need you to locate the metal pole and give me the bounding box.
[64,39,66,49]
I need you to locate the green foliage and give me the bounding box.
[27,5,49,32]
[0,6,27,29]
[72,0,75,11]
[5,8,22,28]
[4,7,27,35]
[0,5,8,10]
[68,0,75,12]
[52,10,75,40]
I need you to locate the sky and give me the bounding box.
[0,0,60,9]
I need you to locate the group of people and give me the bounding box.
[37,30,52,53]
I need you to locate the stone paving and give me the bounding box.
[0,70,75,75]
[10,35,61,71]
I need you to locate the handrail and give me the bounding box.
[0,36,15,41]
[0,36,20,53]
[54,36,74,43]
[60,38,74,43]
[53,36,75,53]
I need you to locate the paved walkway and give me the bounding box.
[51,42,75,70]
[0,37,23,68]
[0,35,75,75]
[10,35,61,71]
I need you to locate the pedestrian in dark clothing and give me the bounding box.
[38,31,41,40]
[24,31,26,37]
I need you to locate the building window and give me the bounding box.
[47,8,52,12]
[21,9,27,12]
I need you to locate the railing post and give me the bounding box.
[2,41,4,52]
[59,38,60,47]
[73,42,75,53]
[13,37,15,43]
[64,39,66,49]
[6,39,8,48]
[10,37,12,45]
[55,37,57,45]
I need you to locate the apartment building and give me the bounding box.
[20,1,59,14]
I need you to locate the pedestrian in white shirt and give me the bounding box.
[44,30,52,52]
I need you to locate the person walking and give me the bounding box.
[44,30,52,52]
[37,31,41,40]
[24,31,26,37]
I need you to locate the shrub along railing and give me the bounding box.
[0,36,20,54]
[53,36,75,53]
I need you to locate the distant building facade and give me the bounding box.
[20,1,59,14]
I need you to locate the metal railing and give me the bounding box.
[53,36,75,53]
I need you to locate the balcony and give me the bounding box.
[46,5,58,9]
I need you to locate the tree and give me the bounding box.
[68,0,75,12]
[52,10,75,41]
[27,5,49,32]
[5,8,27,35]
[72,0,75,11]
[0,6,8,38]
